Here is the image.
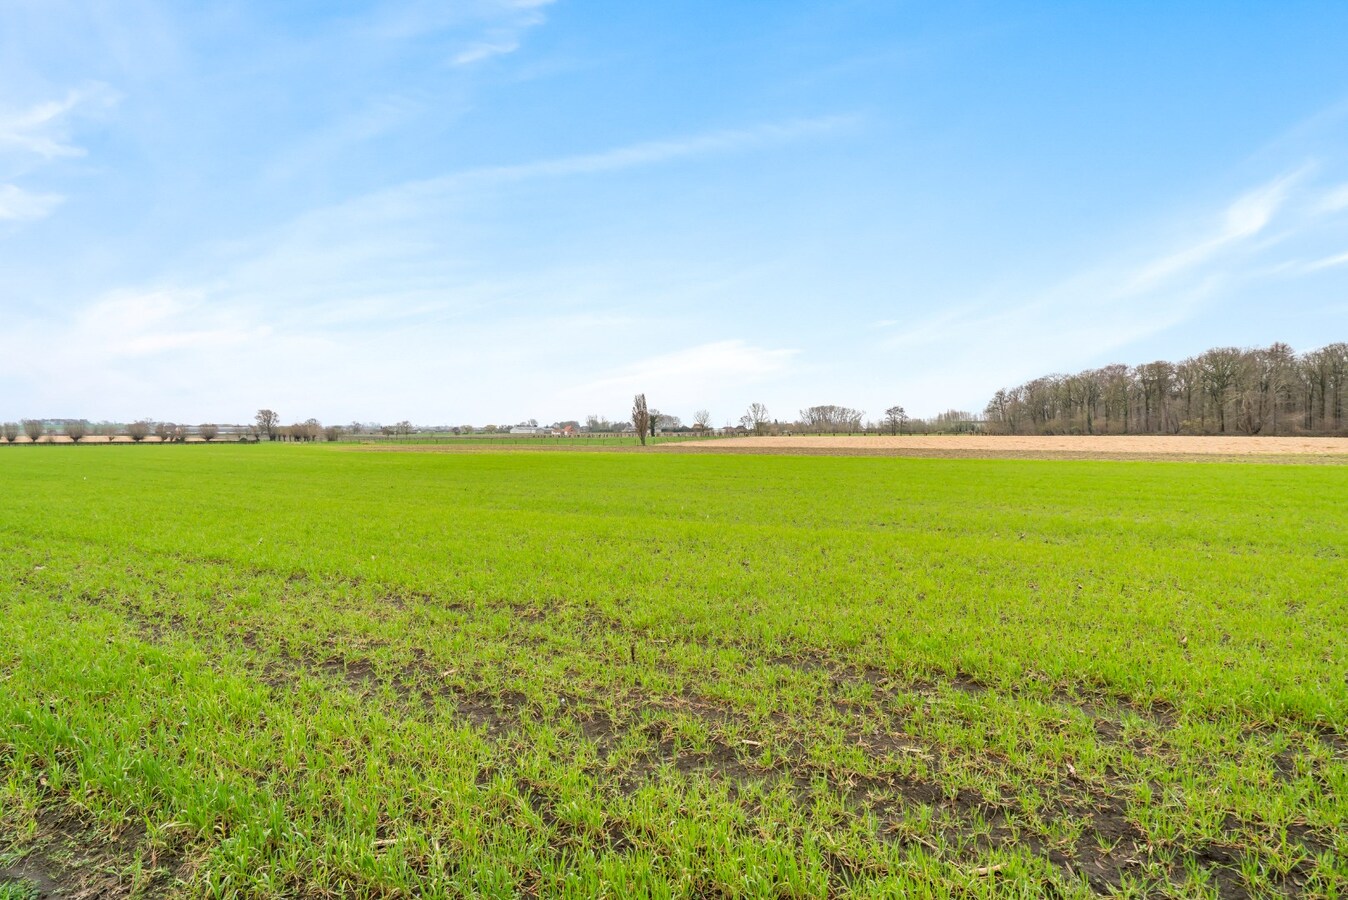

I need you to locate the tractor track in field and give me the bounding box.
[92,589,1336,898]
[9,541,1342,898]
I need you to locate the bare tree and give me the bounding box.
[2,422,19,442]
[632,394,650,446]
[324,426,341,441]
[983,341,1348,436]
[154,422,172,442]
[649,409,679,436]
[800,405,864,434]
[395,420,413,439]
[693,409,711,432]
[883,406,907,435]
[199,423,220,442]
[65,420,88,442]
[255,409,280,441]
[741,403,770,435]
[22,419,44,442]
[127,421,150,442]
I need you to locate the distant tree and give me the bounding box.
[154,422,172,442]
[883,406,907,436]
[2,422,19,442]
[799,405,864,434]
[22,419,45,442]
[693,409,711,431]
[741,403,770,435]
[347,421,365,435]
[1197,347,1245,433]
[483,424,498,434]
[255,409,280,441]
[324,425,341,442]
[65,420,88,442]
[127,421,151,442]
[632,394,650,446]
[395,420,413,438]
[652,411,681,433]
[199,423,220,442]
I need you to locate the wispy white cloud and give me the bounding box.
[0,84,117,231]
[361,0,552,66]
[0,84,118,161]
[872,165,1348,414]
[1302,249,1348,272]
[570,340,798,399]
[453,39,521,66]
[0,184,63,221]
[1129,168,1305,289]
[390,115,859,199]
[71,290,269,358]
[1321,183,1348,213]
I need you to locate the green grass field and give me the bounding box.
[1,445,1344,898]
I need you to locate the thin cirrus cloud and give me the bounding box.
[362,0,552,65]
[569,340,799,402]
[202,113,859,310]
[1128,168,1306,291]
[453,39,522,66]
[1320,183,1348,213]
[879,165,1346,398]
[0,84,118,160]
[380,114,861,203]
[0,184,64,221]
[1302,250,1348,272]
[0,84,117,228]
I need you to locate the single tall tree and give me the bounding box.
[883,406,907,435]
[255,409,280,441]
[632,394,650,446]
[742,403,770,435]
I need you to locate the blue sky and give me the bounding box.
[3,1,1348,426]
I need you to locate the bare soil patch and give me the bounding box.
[666,434,1348,460]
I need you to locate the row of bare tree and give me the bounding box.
[0,420,227,442]
[983,342,1348,435]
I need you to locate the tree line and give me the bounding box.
[982,342,1348,435]
[5,403,984,444]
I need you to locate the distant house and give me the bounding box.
[509,426,547,435]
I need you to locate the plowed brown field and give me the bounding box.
[668,434,1348,459]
